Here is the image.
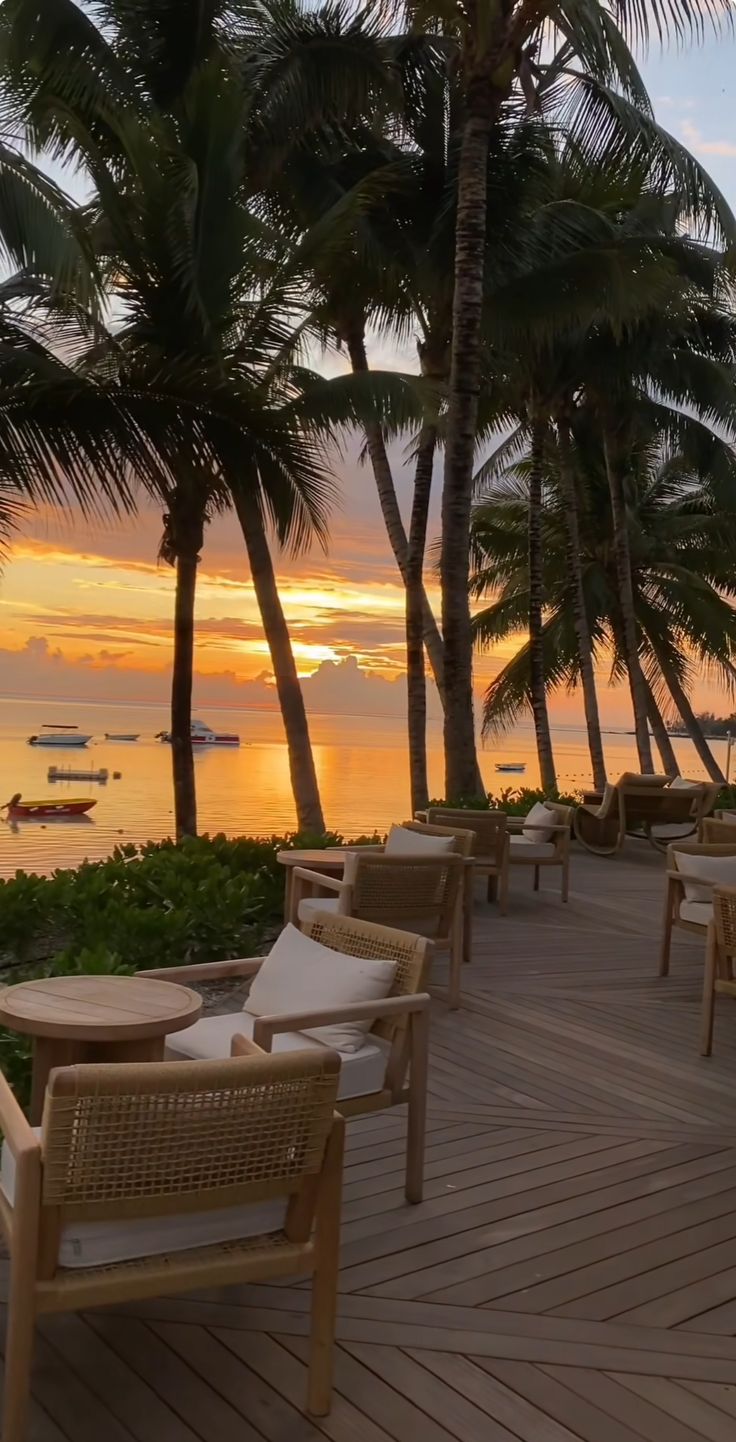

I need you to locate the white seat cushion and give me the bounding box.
[245,923,396,1054]
[297,896,341,921]
[167,1012,388,1101]
[522,802,556,842]
[679,900,713,928]
[385,824,456,856]
[509,837,557,860]
[670,776,701,791]
[673,852,736,903]
[0,1129,285,1270]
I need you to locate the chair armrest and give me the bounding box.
[292,868,349,892]
[509,821,570,834]
[230,1034,267,1058]
[667,871,714,891]
[0,1073,40,1161]
[138,957,266,982]
[252,993,432,1050]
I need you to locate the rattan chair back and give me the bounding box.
[713,887,736,954]
[425,808,507,864]
[40,1051,340,1245]
[302,910,431,1047]
[344,853,463,938]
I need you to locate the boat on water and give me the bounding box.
[495,763,526,774]
[2,793,97,818]
[157,719,241,747]
[28,732,92,748]
[104,733,140,741]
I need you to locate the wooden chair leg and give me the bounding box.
[307,1116,344,1417]
[448,909,463,1010]
[659,889,675,977]
[486,872,497,903]
[533,865,540,892]
[463,870,473,964]
[700,925,718,1057]
[405,1007,429,1203]
[499,861,509,917]
[2,1265,36,1442]
[561,858,569,904]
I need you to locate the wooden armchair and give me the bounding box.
[0,1049,344,1442]
[290,851,465,1008]
[575,773,709,855]
[659,841,736,977]
[506,802,574,901]
[701,888,736,1055]
[143,912,432,1200]
[703,814,736,844]
[394,819,475,962]
[423,807,509,912]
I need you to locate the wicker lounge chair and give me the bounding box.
[0,1048,344,1442]
[144,912,432,1200]
[507,802,574,901]
[575,773,713,855]
[291,849,465,1008]
[423,807,509,912]
[701,887,736,1055]
[659,841,736,977]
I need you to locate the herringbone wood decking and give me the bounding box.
[5,841,736,1441]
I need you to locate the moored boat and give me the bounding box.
[2,793,97,818]
[104,733,140,741]
[495,763,526,773]
[157,719,240,746]
[28,733,92,748]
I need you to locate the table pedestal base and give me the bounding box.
[30,1036,166,1123]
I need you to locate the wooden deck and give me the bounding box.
[7,841,736,1442]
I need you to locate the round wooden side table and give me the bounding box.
[0,974,202,1121]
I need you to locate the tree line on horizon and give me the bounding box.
[0,0,735,837]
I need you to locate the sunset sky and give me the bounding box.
[2,40,736,725]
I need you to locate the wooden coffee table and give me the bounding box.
[0,974,202,1121]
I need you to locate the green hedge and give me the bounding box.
[0,830,374,1104]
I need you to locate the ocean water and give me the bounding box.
[0,696,728,876]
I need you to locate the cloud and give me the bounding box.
[0,635,445,717]
[680,119,736,158]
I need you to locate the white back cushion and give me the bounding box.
[385,824,456,856]
[670,776,700,791]
[673,851,736,903]
[245,923,396,1053]
[522,801,556,842]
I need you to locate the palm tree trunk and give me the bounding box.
[555,416,607,792]
[344,326,445,693]
[655,648,726,783]
[170,548,198,840]
[602,421,654,773]
[528,417,556,792]
[406,424,436,813]
[441,110,493,800]
[643,678,679,775]
[235,492,326,834]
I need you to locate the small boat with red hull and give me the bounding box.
[2,793,97,819]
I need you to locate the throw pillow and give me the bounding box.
[385,824,456,856]
[673,851,736,903]
[522,801,556,843]
[245,923,396,1053]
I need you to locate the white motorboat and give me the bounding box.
[28,733,92,748]
[157,719,240,747]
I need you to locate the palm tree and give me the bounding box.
[397,0,735,799]
[2,0,386,838]
[471,431,736,785]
